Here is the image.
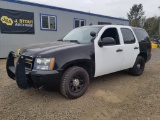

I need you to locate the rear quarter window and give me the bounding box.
[121,28,135,44]
[132,28,150,42]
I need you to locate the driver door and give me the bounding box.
[94,26,124,77]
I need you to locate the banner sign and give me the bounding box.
[0,8,34,34]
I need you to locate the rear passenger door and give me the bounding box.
[120,28,140,69]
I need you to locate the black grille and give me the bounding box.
[24,56,33,70]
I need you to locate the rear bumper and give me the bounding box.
[6,51,62,90]
[146,53,151,62]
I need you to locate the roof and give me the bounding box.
[84,25,131,28]
[2,0,129,22]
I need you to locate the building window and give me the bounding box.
[40,14,57,31]
[74,18,86,28]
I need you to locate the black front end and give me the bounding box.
[6,51,62,90]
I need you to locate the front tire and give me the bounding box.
[129,56,145,76]
[60,66,89,99]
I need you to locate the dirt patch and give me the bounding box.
[0,49,160,120]
[95,89,122,103]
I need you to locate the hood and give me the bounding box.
[20,41,87,57]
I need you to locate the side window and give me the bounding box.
[121,28,135,44]
[74,18,86,28]
[101,28,120,45]
[41,14,57,31]
[132,28,150,42]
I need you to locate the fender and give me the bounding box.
[61,59,95,78]
[49,44,96,77]
[62,59,93,69]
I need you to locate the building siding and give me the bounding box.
[0,0,129,58]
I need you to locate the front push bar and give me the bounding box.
[6,51,29,89]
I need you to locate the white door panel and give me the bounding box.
[122,44,139,69]
[94,45,124,77]
[94,26,124,77]
[119,27,140,69]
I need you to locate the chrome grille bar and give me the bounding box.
[23,55,33,70]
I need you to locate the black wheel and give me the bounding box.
[129,56,145,76]
[60,66,89,99]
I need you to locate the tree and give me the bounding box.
[127,4,145,27]
[144,16,160,37]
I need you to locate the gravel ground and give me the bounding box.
[0,49,160,120]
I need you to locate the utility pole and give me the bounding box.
[158,6,160,39]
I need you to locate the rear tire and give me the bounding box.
[129,56,145,76]
[60,66,89,99]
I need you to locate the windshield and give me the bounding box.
[63,27,102,44]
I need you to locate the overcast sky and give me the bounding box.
[21,0,160,19]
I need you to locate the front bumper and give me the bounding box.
[30,70,62,89]
[6,51,62,90]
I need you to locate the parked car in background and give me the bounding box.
[152,35,160,44]
[152,38,160,48]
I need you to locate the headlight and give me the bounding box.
[34,58,55,70]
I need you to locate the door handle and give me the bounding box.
[116,49,123,52]
[134,47,139,49]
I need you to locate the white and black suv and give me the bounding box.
[6,25,151,99]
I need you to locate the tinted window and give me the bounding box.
[101,28,120,45]
[121,28,135,44]
[132,28,150,42]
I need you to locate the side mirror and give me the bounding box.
[98,37,116,47]
[90,31,96,37]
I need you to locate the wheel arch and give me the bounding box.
[138,52,147,62]
[62,60,95,79]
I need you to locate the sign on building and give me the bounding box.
[0,8,34,34]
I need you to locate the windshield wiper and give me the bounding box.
[57,39,63,41]
[63,40,80,44]
[69,40,80,44]
[58,39,80,44]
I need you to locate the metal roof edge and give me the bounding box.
[2,0,129,22]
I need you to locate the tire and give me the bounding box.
[60,66,89,99]
[129,56,145,76]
